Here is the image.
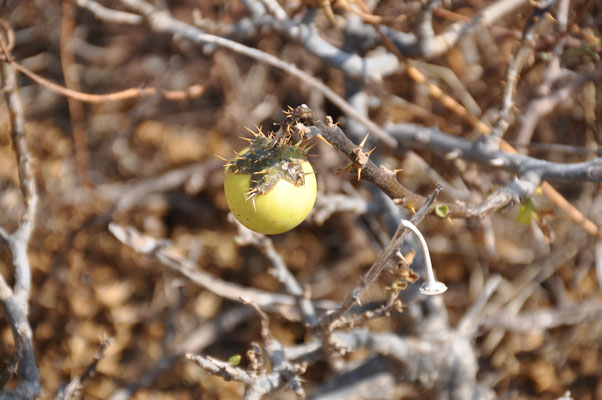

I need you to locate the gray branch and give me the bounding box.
[384,0,529,58]
[84,0,396,146]
[387,123,602,183]
[285,329,491,400]
[108,224,336,320]
[243,0,399,80]
[234,221,319,330]
[0,57,41,399]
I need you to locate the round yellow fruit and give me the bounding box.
[225,159,317,235]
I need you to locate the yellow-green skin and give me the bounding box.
[225,161,317,235]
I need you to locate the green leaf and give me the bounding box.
[516,198,538,225]
[538,52,551,62]
[434,204,449,218]
[227,354,242,366]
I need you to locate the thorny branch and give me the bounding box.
[322,184,441,328]
[288,105,575,221]
[74,0,602,231]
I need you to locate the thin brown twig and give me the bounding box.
[0,20,205,104]
[11,59,206,103]
[61,0,92,186]
[406,62,490,133]
[334,0,406,25]
[0,19,15,55]
[432,7,470,22]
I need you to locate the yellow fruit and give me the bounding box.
[225,158,317,234]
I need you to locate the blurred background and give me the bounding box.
[0,0,601,399]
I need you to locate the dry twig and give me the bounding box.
[0,40,41,400]
[108,223,336,320]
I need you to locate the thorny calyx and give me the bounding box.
[226,127,312,200]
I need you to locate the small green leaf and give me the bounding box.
[227,354,242,366]
[538,52,551,61]
[516,198,538,225]
[535,186,543,196]
[434,204,449,218]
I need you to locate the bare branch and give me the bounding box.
[251,0,400,79]
[71,0,143,24]
[457,274,502,337]
[75,0,398,146]
[108,224,336,320]
[234,219,319,329]
[186,354,257,385]
[285,329,490,399]
[11,60,206,103]
[516,75,592,146]
[310,193,369,225]
[387,123,602,184]
[493,4,552,139]
[187,298,307,399]
[0,42,41,399]
[482,300,602,332]
[241,297,307,399]
[54,338,113,400]
[323,184,441,327]
[381,0,529,58]
[109,306,254,400]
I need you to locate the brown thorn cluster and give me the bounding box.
[335,134,376,181]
